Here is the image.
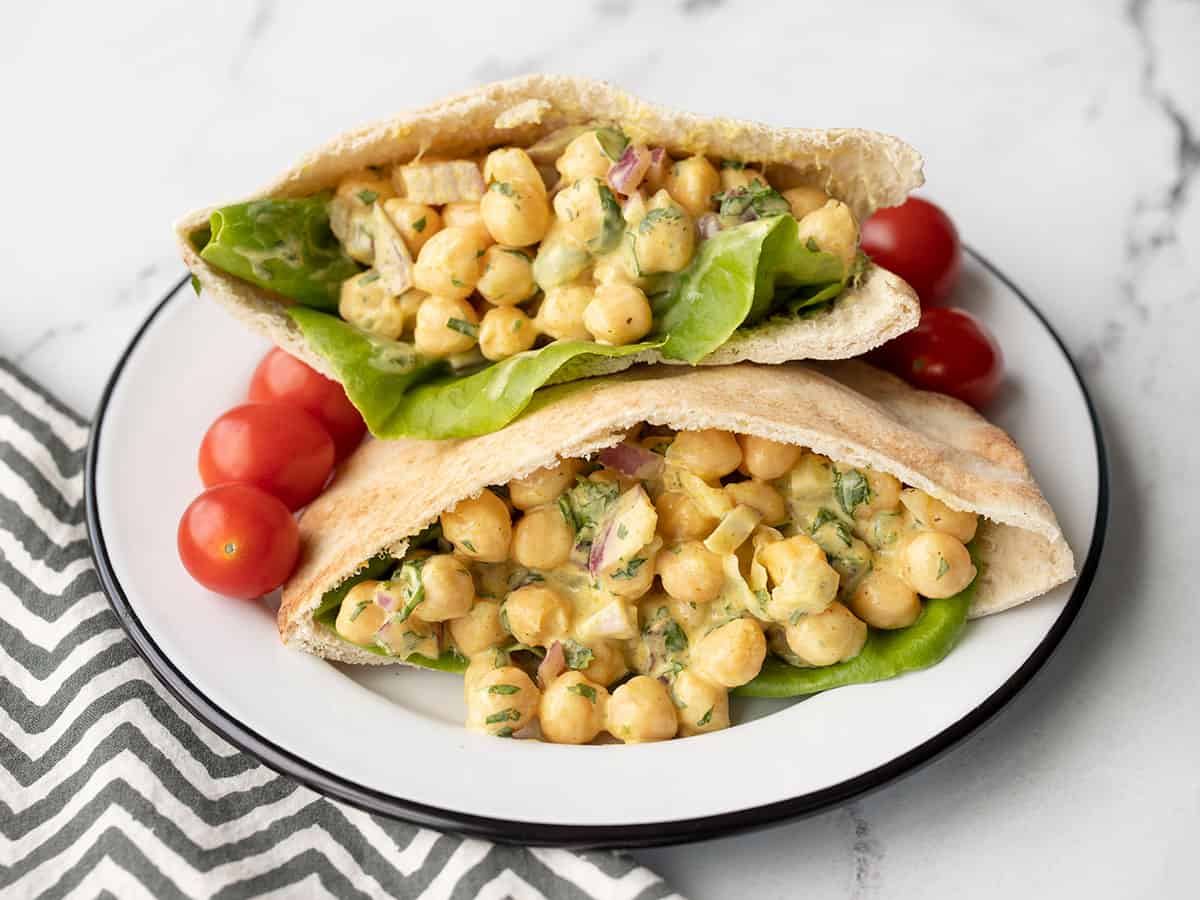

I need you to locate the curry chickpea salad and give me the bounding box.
[318,427,980,744]
[180,77,922,441]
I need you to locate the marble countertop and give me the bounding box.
[5,1,1196,896]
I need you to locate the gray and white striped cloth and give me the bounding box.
[0,358,682,899]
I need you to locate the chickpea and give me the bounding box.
[759,536,839,623]
[539,671,609,744]
[665,156,721,217]
[782,186,831,221]
[758,534,825,583]
[483,147,544,193]
[581,639,628,686]
[503,584,571,646]
[416,554,475,622]
[719,166,767,192]
[375,614,440,660]
[584,283,653,345]
[667,429,742,480]
[902,532,976,599]
[607,675,678,743]
[634,194,695,273]
[599,542,658,600]
[899,488,979,543]
[556,130,613,184]
[672,669,730,736]
[440,488,511,562]
[441,202,494,248]
[850,570,921,630]
[478,306,537,361]
[467,666,539,736]
[666,594,710,632]
[737,434,802,481]
[382,198,441,256]
[692,619,767,688]
[857,468,903,518]
[334,580,388,645]
[414,294,479,357]
[511,504,574,570]
[413,226,483,299]
[449,600,507,656]
[785,601,867,666]
[464,647,511,696]
[553,177,618,249]
[476,246,536,306]
[658,541,725,605]
[725,480,787,525]
[510,458,583,510]
[796,199,859,271]
[330,174,397,264]
[655,491,719,542]
[535,284,594,341]
[481,180,551,247]
[339,271,406,340]
[781,452,836,500]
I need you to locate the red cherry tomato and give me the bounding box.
[199,403,334,510]
[870,307,1004,409]
[861,196,962,305]
[248,348,366,461]
[178,483,299,599]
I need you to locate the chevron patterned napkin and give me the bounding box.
[0,358,681,899]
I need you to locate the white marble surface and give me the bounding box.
[4,0,1197,896]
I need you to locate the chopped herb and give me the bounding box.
[594,127,629,161]
[833,469,872,517]
[611,557,646,580]
[562,639,595,670]
[567,683,598,702]
[412,216,427,233]
[447,317,479,338]
[488,684,520,695]
[616,523,628,540]
[348,600,370,622]
[558,494,578,532]
[638,207,682,233]
[357,189,379,205]
[720,159,746,170]
[189,274,202,295]
[476,248,486,258]
[495,726,515,737]
[490,181,516,197]
[511,318,524,332]
[499,603,511,634]
[789,608,808,626]
[936,554,950,579]
[697,707,713,727]
[715,182,790,220]
[460,539,477,553]
[501,248,531,260]
[754,588,770,611]
[806,237,820,253]
[359,271,381,286]
[486,708,522,725]
[506,568,544,590]
[562,477,620,553]
[810,508,841,532]
[392,559,426,623]
[663,620,688,653]
[450,277,466,288]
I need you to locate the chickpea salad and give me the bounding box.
[191,126,868,440]
[313,427,980,745]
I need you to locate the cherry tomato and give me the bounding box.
[870,307,1004,409]
[199,403,334,510]
[248,348,366,461]
[860,196,962,305]
[178,483,299,599]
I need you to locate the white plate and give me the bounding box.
[86,250,1106,848]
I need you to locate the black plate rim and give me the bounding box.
[84,248,1109,849]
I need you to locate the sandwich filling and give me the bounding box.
[194,127,866,439]
[315,426,980,745]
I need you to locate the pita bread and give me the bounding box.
[279,361,1075,666]
[175,75,922,382]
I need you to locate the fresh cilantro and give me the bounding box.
[511,318,524,332]
[562,640,595,670]
[499,603,511,634]
[715,182,790,220]
[834,469,872,516]
[490,181,516,197]
[810,508,841,532]
[357,189,378,205]
[189,274,202,295]
[638,207,682,233]
[562,477,620,553]
[412,216,426,233]
[359,271,381,285]
[617,523,628,540]
[754,588,770,611]
[594,127,629,161]
[806,237,820,253]
[460,539,477,553]
[611,557,646,580]
[450,277,466,288]
[348,600,370,622]
[486,708,521,724]
[720,159,746,170]
[937,554,949,579]
[488,684,519,695]
[495,726,515,737]
[393,559,426,623]
[447,317,479,338]
[501,248,531,260]
[697,707,713,727]
[567,683,598,702]
[558,494,577,533]
[663,620,688,653]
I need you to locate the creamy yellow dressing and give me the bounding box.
[330,427,980,745]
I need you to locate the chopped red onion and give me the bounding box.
[607,143,652,195]
[598,442,664,480]
[644,147,668,189]
[538,641,567,687]
[375,590,395,610]
[697,212,723,239]
[587,518,615,578]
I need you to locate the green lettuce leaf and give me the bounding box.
[199,195,362,310]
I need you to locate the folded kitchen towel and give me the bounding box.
[0,357,681,900]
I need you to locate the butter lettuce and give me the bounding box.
[202,197,850,439]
